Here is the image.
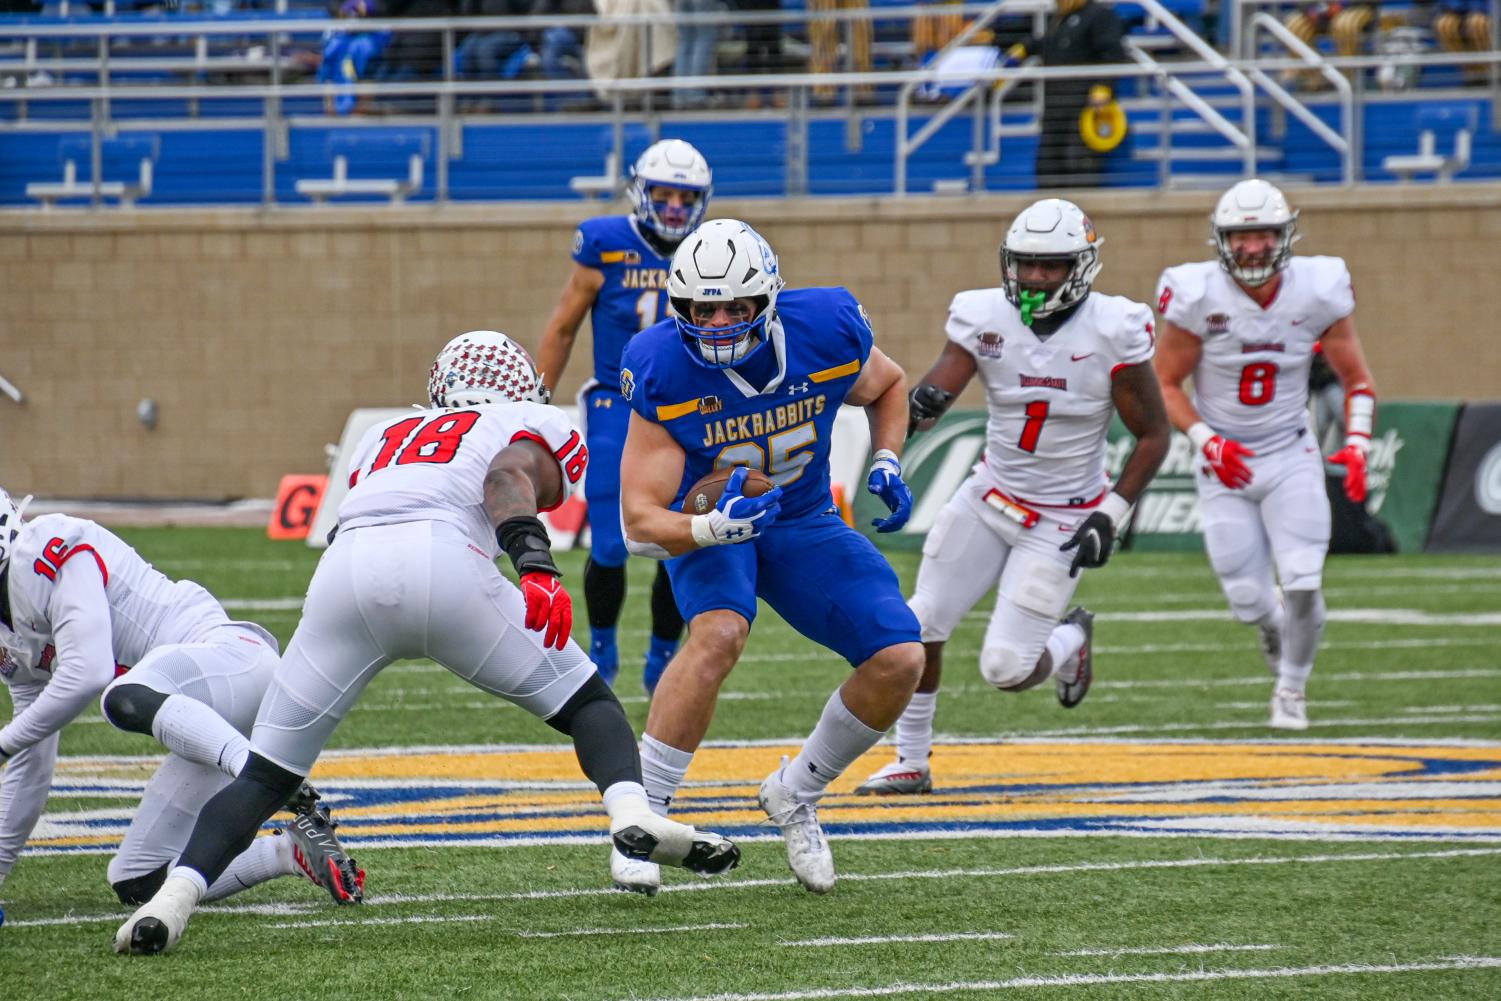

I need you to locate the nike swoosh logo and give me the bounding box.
[1070,353,1093,362]
[1290,318,1305,326]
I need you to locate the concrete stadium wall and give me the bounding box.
[3,185,1498,499]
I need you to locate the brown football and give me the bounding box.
[681,466,775,514]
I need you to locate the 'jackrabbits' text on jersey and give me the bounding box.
[1155,256,1354,452]
[947,288,1156,506]
[338,402,588,558]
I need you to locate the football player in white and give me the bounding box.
[1153,179,1376,731]
[0,490,359,921]
[857,199,1170,796]
[115,331,741,956]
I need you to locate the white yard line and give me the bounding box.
[632,957,1501,1001]
[11,847,1499,930]
[1023,713,1501,738]
[514,922,748,939]
[783,933,1013,948]
[1054,943,1279,956]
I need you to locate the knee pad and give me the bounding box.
[111,862,171,906]
[980,645,1032,690]
[545,671,621,736]
[100,683,169,736]
[1224,580,1276,624]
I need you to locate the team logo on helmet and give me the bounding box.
[428,332,551,409]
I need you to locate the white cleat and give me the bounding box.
[113,875,201,956]
[609,847,662,896]
[854,759,933,796]
[1269,688,1309,731]
[758,759,836,894]
[609,811,740,877]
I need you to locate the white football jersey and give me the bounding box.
[1,514,228,687]
[1156,256,1354,452]
[947,288,1156,506]
[337,402,587,558]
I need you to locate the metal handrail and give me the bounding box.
[1246,10,1353,185]
[893,0,1050,196]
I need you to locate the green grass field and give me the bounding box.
[3,528,1499,1000]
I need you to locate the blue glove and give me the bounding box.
[693,467,783,546]
[866,449,913,533]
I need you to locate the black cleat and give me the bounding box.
[1056,606,1095,709]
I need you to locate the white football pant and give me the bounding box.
[252,520,596,776]
[1196,434,1329,623]
[102,624,280,884]
[907,473,1083,689]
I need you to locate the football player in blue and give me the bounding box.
[614,219,925,895]
[536,139,712,694]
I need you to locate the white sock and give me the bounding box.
[639,734,694,817]
[1045,623,1086,683]
[151,694,251,778]
[601,780,652,826]
[167,865,210,899]
[784,691,884,803]
[202,832,295,902]
[1277,661,1314,695]
[895,691,937,765]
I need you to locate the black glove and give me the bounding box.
[907,384,955,438]
[1059,511,1114,578]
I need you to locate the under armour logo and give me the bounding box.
[726,527,747,539]
[786,382,810,395]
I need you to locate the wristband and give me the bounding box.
[1186,421,1215,454]
[1097,491,1131,527]
[1345,388,1375,441]
[690,514,717,548]
[496,516,561,578]
[871,448,900,468]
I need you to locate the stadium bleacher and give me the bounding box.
[0,1,1497,204]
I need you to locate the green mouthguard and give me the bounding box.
[1019,290,1046,326]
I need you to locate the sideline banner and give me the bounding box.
[1426,402,1501,552]
[857,403,1458,553]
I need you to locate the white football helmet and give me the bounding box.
[628,139,712,242]
[1211,178,1299,287]
[427,331,551,409]
[1000,198,1102,321]
[0,488,32,580]
[667,218,785,368]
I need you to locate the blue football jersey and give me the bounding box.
[572,215,674,388]
[620,286,875,521]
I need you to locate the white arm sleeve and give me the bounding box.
[0,682,61,884]
[0,562,116,755]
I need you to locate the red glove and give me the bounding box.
[520,572,571,650]
[1203,435,1256,490]
[1327,443,1368,503]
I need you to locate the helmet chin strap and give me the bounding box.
[1019,289,1047,326]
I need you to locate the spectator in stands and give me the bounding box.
[319,0,393,115]
[586,0,676,104]
[734,0,784,82]
[379,0,460,83]
[455,0,537,88]
[1283,2,1377,87]
[534,0,591,92]
[1432,0,1494,82]
[672,0,721,108]
[914,0,967,64]
[1004,0,1125,188]
[808,0,873,103]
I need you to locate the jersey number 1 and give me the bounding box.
[1017,401,1049,453]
